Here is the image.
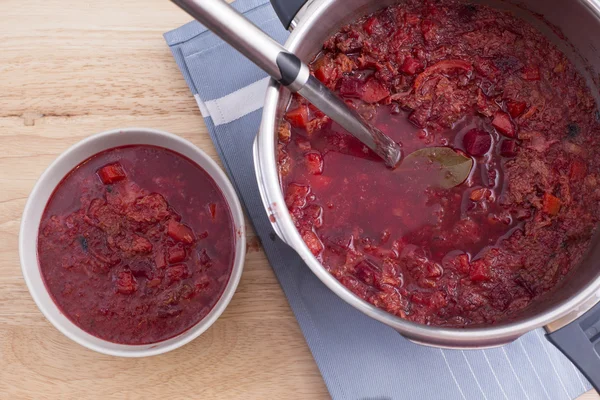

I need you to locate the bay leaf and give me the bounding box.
[398,147,473,189]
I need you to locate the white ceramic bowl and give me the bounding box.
[19,128,246,357]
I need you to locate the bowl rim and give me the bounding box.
[19,127,246,357]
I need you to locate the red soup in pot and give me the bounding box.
[38,145,235,344]
[278,0,600,326]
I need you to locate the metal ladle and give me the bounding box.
[170,0,402,168]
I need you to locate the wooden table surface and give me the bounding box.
[0,0,597,398]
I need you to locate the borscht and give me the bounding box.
[278,0,600,326]
[38,145,235,344]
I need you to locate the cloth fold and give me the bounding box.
[164,1,592,398]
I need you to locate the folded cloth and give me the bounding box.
[164,1,592,398]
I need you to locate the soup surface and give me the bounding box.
[278,0,600,325]
[38,145,235,344]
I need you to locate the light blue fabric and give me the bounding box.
[164,1,593,398]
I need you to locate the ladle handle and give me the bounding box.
[170,0,401,167]
[170,0,310,92]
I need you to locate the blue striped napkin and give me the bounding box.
[164,1,593,398]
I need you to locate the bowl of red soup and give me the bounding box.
[20,128,245,356]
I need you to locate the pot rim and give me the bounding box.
[255,0,600,348]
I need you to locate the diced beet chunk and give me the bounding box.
[131,235,153,253]
[469,259,491,282]
[339,77,363,98]
[155,249,166,269]
[428,292,447,309]
[305,151,324,175]
[97,163,126,185]
[129,261,153,278]
[455,254,471,275]
[492,111,516,137]
[506,100,527,118]
[285,183,310,208]
[116,271,137,294]
[401,56,422,75]
[168,244,186,264]
[360,78,390,103]
[569,159,587,181]
[500,140,519,157]
[285,105,309,128]
[339,77,390,103]
[167,220,196,244]
[463,129,491,156]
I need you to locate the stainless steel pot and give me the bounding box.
[254,0,600,387]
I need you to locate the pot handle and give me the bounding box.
[270,0,308,29]
[546,300,600,391]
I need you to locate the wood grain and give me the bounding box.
[0,0,596,399]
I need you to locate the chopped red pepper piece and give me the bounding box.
[492,111,516,137]
[97,163,126,185]
[285,105,310,128]
[506,100,527,118]
[542,193,561,216]
[414,59,473,89]
[167,220,196,244]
